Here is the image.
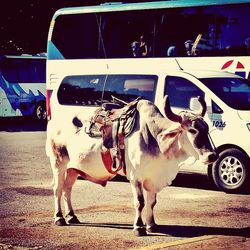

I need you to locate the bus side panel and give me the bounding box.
[0,76,46,117]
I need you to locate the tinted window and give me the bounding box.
[164,76,204,108]
[58,75,105,106]
[57,74,157,106]
[52,14,100,59]
[200,77,250,110]
[1,58,46,83]
[103,75,157,103]
[156,4,250,57]
[30,60,46,83]
[50,4,250,59]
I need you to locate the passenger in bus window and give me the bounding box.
[138,35,148,57]
[131,41,140,57]
[167,46,177,56]
[167,41,187,57]
[131,35,148,57]
[184,40,193,56]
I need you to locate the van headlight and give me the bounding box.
[247,123,250,132]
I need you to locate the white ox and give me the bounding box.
[46,96,217,236]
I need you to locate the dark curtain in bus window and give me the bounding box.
[164,76,204,108]
[57,75,105,105]
[52,14,100,59]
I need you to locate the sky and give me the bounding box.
[0,0,141,55]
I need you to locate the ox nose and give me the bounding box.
[199,151,218,164]
[207,152,218,163]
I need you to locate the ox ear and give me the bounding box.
[163,95,182,123]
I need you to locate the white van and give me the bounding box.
[47,59,250,193]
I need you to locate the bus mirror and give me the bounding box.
[190,97,200,111]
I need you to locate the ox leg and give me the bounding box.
[131,181,146,236]
[51,159,67,226]
[146,191,158,232]
[63,168,80,224]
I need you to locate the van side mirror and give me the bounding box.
[189,97,200,111]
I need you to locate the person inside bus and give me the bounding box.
[167,41,187,57]
[184,40,193,56]
[138,35,148,57]
[131,35,148,57]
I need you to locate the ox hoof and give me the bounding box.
[67,215,80,224]
[146,224,159,233]
[134,227,147,237]
[55,218,66,226]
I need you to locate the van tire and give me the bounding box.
[34,102,47,121]
[210,148,249,194]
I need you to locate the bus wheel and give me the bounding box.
[34,103,47,121]
[210,148,249,194]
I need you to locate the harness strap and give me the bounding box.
[118,118,126,175]
[101,148,123,175]
[90,98,140,176]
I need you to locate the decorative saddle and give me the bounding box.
[86,96,140,175]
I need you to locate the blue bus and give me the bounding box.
[0,54,46,120]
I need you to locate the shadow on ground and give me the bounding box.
[0,117,47,132]
[68,222,250,238]
[111,173,216,192]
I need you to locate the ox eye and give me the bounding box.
[188,128,198,135]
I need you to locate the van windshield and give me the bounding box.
[200,77,250,110]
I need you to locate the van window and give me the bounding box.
[57,75,106,106]
[200,77,250,110]
[57,74,157,106]
[165,76,204,108]
[103,74,157,103]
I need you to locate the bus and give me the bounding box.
[0,54,47,120]
[46,0,250,194]
[47,0,250,78]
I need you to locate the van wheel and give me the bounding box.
[210,148,249,194]
[34,103,47,121]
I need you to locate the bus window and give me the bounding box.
[52,14,100,59]
[101,10,156,58]
[156,4,250,57]
[103,75,157,103]
[1,60,18,82]
[30,60,46,83]
[49,2,250,59]
[17,60,30,83]
[158,4,250,57]
[1,59,46,83]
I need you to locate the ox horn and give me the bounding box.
[163,95,182,123]
[195,96,207,117]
